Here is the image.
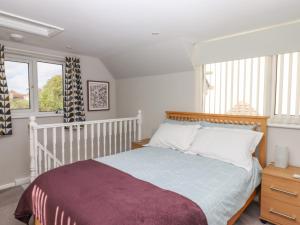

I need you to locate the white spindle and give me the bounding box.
[137,110,142,141]
[84,124,87,159]
[296,53,300,117]
[43,129,48,172]
[119,121,123,151]
[133,120,136,141]
[287,53,293,116]
[29,116,38,181]
[108,122,112,155]
[91,124,94,158]
[38,146,41,174]
[34,129,39,175]
[129,120,132,150]
[48,155,51,170]
[77,125,80,161]
[124,120,127,151]
[53,128,57,168]
[61,127,65,164]
[69,125,73,163]
[97,123,100,157]
[103,123,106,156]
[114,122,117,154]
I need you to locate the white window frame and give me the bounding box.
[5,53,65,118]
[199,53,300,126]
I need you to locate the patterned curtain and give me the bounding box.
[64,57,85,123]
[0,44,12,136]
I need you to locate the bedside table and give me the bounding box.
[260,165,300,225]
[132,138,150,149]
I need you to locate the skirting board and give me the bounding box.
[0,176,30,191]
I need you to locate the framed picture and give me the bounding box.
[87,80,110,111]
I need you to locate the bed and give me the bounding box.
[15,111,268,225]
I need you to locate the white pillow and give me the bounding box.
[147,123,201,151]
[187,127,263,171]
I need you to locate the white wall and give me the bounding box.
[116,71,196,137]
[193,22,300,65]
[117,22,300,167]
[0,40,116,188]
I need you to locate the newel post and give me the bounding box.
[29,116,38,182]
[137,110,142,141]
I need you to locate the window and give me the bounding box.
[5,60,31,110]
[203,57,268,115]
[37,62,63,112]
[275,52,300,119]
[200,51,300,125]
[4,54,64,117]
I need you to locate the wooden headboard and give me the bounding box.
[166,111,269,168]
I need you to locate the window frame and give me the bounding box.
[199,53,300,126]
[5,53,65,118]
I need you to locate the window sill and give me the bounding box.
[268,123,300,130]
[12,113,63,119]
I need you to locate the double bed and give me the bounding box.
[15,111,268,225]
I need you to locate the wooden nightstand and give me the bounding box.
[260,165,300,225]
[132,138,150,149]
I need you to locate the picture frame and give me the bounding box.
[87,80,110,111]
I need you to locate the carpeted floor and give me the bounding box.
[1,186,271,225]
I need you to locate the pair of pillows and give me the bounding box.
[147,122,263,171]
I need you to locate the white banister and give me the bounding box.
[91,124,94,158]
[29,111,142,180]
[69,125,73,163]
[137,110,142,141]
[119,121,123,151]
[97,123,100,157]
[103,123,106,156]
[29,116,38,182]
[124,120,127,150]
[108,122,112,155]
[114,122,117,154]
[77,125,80,161]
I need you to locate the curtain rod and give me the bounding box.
[5,46,75,60]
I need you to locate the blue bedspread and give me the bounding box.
[97,147,262,225]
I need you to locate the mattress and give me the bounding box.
[97,146,262,225]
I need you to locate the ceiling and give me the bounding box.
[0,0,300,78]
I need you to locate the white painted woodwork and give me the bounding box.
[91,124,94,159]
[84,124,87,160]
[119,121,123,152]
[69,125,73,163]
[29,111,142,181]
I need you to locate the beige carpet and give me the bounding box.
[1,186,271,225]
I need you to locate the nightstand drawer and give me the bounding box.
[261,196,300,225]
[262,174,300,206]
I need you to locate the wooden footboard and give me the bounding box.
[35,218,41,225]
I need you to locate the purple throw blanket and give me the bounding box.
[15,160,207,225]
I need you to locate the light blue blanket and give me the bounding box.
[97,147,262,225]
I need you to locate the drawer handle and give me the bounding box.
[269,208,296,221]
[270,186,298,197]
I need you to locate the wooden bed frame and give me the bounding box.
[166,111,268,225]
[34,111,268,225]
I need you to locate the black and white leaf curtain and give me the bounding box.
[64,57,86,123]
[0,44,12,136]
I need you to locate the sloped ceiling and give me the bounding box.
[0,0,300,78]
